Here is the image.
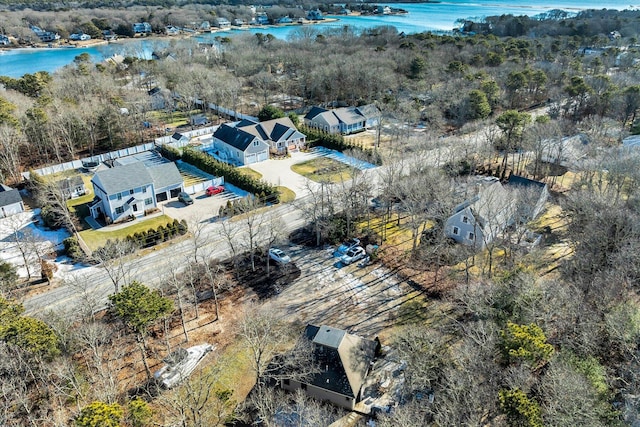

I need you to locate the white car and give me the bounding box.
[340,246,366,265]
[269,247,291,264]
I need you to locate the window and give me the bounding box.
[115,206,124,215]
[462,216,469,223]
[145,198,153,205]
[452,226,460,235]
[117,193,122,201]
[253,140,259,146]
[129,189,134,195]
[468,232,475,240]
[142,187,147,193]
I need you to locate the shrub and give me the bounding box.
[158,144,182,161]
[181,147,279,203]
[299,125,382,165]
[63,236,84,261]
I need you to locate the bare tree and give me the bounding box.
[91,239,138,293]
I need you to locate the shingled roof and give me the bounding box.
[0,184,22,208]
[213,123,259,151]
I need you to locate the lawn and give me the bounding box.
[290,157,354,183]
[65,175,95,228]
[277,186,295,203]
[79,215,175,251]
[237,167,263,180]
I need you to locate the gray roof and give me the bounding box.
[148,162,183,190]
[56,176,84,192]
[304,324,376,398]
[0,184,22,207]
[333,107,365,126]
[355,104,380,120]
[92,163,153,195]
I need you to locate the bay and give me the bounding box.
[0,0,635,78]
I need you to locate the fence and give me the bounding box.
[183,177,224,195]
[23,142,156,179]
[155,126,218,149]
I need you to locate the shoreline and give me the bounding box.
[0,18,343,53]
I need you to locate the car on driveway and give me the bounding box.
[206,185,225,196]
[269,247,291,264]
[335,238,360,256]
[178,192,193,205]
[340,246,366,265]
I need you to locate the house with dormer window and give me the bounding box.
[89,162,183,223]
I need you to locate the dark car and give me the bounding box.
[178,192,193,205]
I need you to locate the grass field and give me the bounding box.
[277,186,295,203]
[290,157,354,183]
[79,215,175,251]
[237,167,263,180]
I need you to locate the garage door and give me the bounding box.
[170,188,182,198]
[257,151,268,162]
[245,153,256,164]
[155,192,168,202]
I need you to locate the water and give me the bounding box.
[0,0,635,78]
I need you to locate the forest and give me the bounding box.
[2,6,640,427]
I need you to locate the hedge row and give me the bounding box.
[123,219,188,249]
[158,144,182,161]
[300,125,383,166]
[182,147,279,204]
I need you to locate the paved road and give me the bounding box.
[23,115,508,316]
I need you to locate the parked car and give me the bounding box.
[206,185,225,196]
[335,238,361,256]
[269,247,291,264]
[340,246,366,265]
[178,192,193,205]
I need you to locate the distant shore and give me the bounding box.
[0,18,342,52]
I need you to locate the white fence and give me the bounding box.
[155,126,218,148]
[23,142,156,179]
[184,177,224,195]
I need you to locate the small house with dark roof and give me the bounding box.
[55,176,86,199]
[0,184,24,218]
[506,175,549,222]
[281,324,376,410]
[89,162,183,223]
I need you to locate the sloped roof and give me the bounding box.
[507,175,547,191]
[304,324,376,399]
[92,162,153,195]
[0,184,22,207]
[304,106,329,120]
[56,176,84,192]
[148,162,183,190]
[333,107,365,126]
[213,123,259,151]
[355,104,380,120]
[233,117,304,144]
[470,179,512,229]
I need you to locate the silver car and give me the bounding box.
[340,246,366,265]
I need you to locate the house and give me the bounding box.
[211,122,270,165]
[216,18,231,28]
[56,176,86,199]
[133,22,152,34]
[189,115,210,127]
[31,25,60,43]
[304,104,381,135]
[235,117,306,154]
[255,13,269,25]
[102,30,117,41]
[165,26,180,36]
[232,18,245,26]
[307,9,325,20]
[445,177,515,249]
[277,16,293,24]
[377,5,392,14]
[506,175,549,222]
[200,21,211,32]
[69,33,91,41]
[0,184,24,218]
[171,132,190,145]
[0,35,9,45]
[281,324,377,410]
[89,162,183,223]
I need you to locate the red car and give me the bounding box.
[206,185,225,196]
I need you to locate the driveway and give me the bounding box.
[243,151,320,199]
[159,185,243,222]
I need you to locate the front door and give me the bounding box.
[133,204,138,212]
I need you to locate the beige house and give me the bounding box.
[281,324,377,410]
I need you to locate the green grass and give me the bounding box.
[149,109,203,129]
[79,215,174,251]
[237,167,263,180]
[66,175,95,229]
[277,186,296,203]
[290,157,353,183]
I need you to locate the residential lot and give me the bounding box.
[262,245,425,338]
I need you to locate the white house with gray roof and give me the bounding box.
[89,162,183,223]
[304,104,380,135]
[0,184,24,218]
